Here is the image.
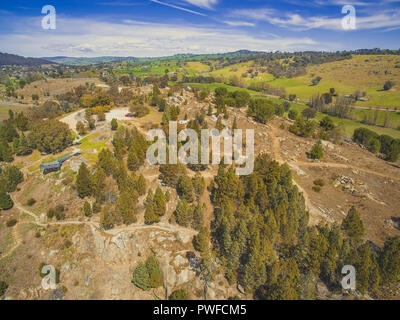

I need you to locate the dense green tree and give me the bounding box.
[116,190,137,225]
[310,140,324,160]
[175,200,192,227]
[111,118,118,131]
[153,187,166,217]
[83,201,92,217]
[76,163,92,198]
[0,187,13,210]
[29,120,73,154]
[91,167,106,202]
[0,165,23,192]
[342,206,365,241]
[0,141,13,162]
[380,236,400,286]
[177,175,195,203]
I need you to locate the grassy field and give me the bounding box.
[266,55,400,108]
[287,102,400,139]
[0,103,30,121]
[184,82,259,95]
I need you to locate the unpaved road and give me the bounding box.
[0,196,197,260]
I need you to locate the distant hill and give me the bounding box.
[43,56,139,65]
[0,52,53,67]
[42,50,264,65]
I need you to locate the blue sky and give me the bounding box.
[0,0,399,57]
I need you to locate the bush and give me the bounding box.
[0,281,8,297]
[312,185,322,192]
[132,254,163,291]
[47,208,56,219]
[368,138,381,154]
[0,190,13,210]
[310,141,324,160]
[111,118,118,131]
[383,80,394,91]
[6,218,18,227]
[170,289,189,300]
[288,109,298,120]
[26,198,36,206]
[313,179,326,187]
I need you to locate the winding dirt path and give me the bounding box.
[267,122,399,224]
[0,197,197,260]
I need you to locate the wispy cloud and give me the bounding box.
[150,0,206,16]
[0,16,328,57]
[180,0,219,10]
[223,20,255,27]
[230,7,400,31]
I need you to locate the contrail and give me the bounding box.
[150,0,206,16]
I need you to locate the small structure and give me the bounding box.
[40,152,80,175]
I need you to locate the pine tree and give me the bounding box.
[310,140,324,160]
[177,175,195,203]
[135,174,147,196]
[91,167,106,202]
[98,149,115,176]
[342,206,365,241]
[175,200,192,227]
[0,141,13,163]
[116,191,137,225]
[193,227,210,256]
[76,163,92,198]
[83,201,92,217]
[144,190,159,224]
[100,207,117,230]
[145,255,163,288]
[111,118,118,130]
[0,188,13,210]
[153,187,166,217]
[127,148,140,171]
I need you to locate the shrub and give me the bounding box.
[310,141,324,160]
[312,185,321,192]
[383,80,394,91]
[368,138,381,154]
[111,118,118,131]
[6,218,18,227]
[0,190,13,210]
[313,179,326,187]
[132,254,163,291]
[288,109,298,120]
[47,208,56,219]
[26,198,36,206]
[0,281,8,297]
[83,201,92,217]
[302,108,317,119]
[283,101,291,112]
[170,289,189,300]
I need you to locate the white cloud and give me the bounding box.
[230,7,400,31]
[0,16,329,57]
[151,0,206,16]
[223,20,255,27]
[180,0,219,9]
